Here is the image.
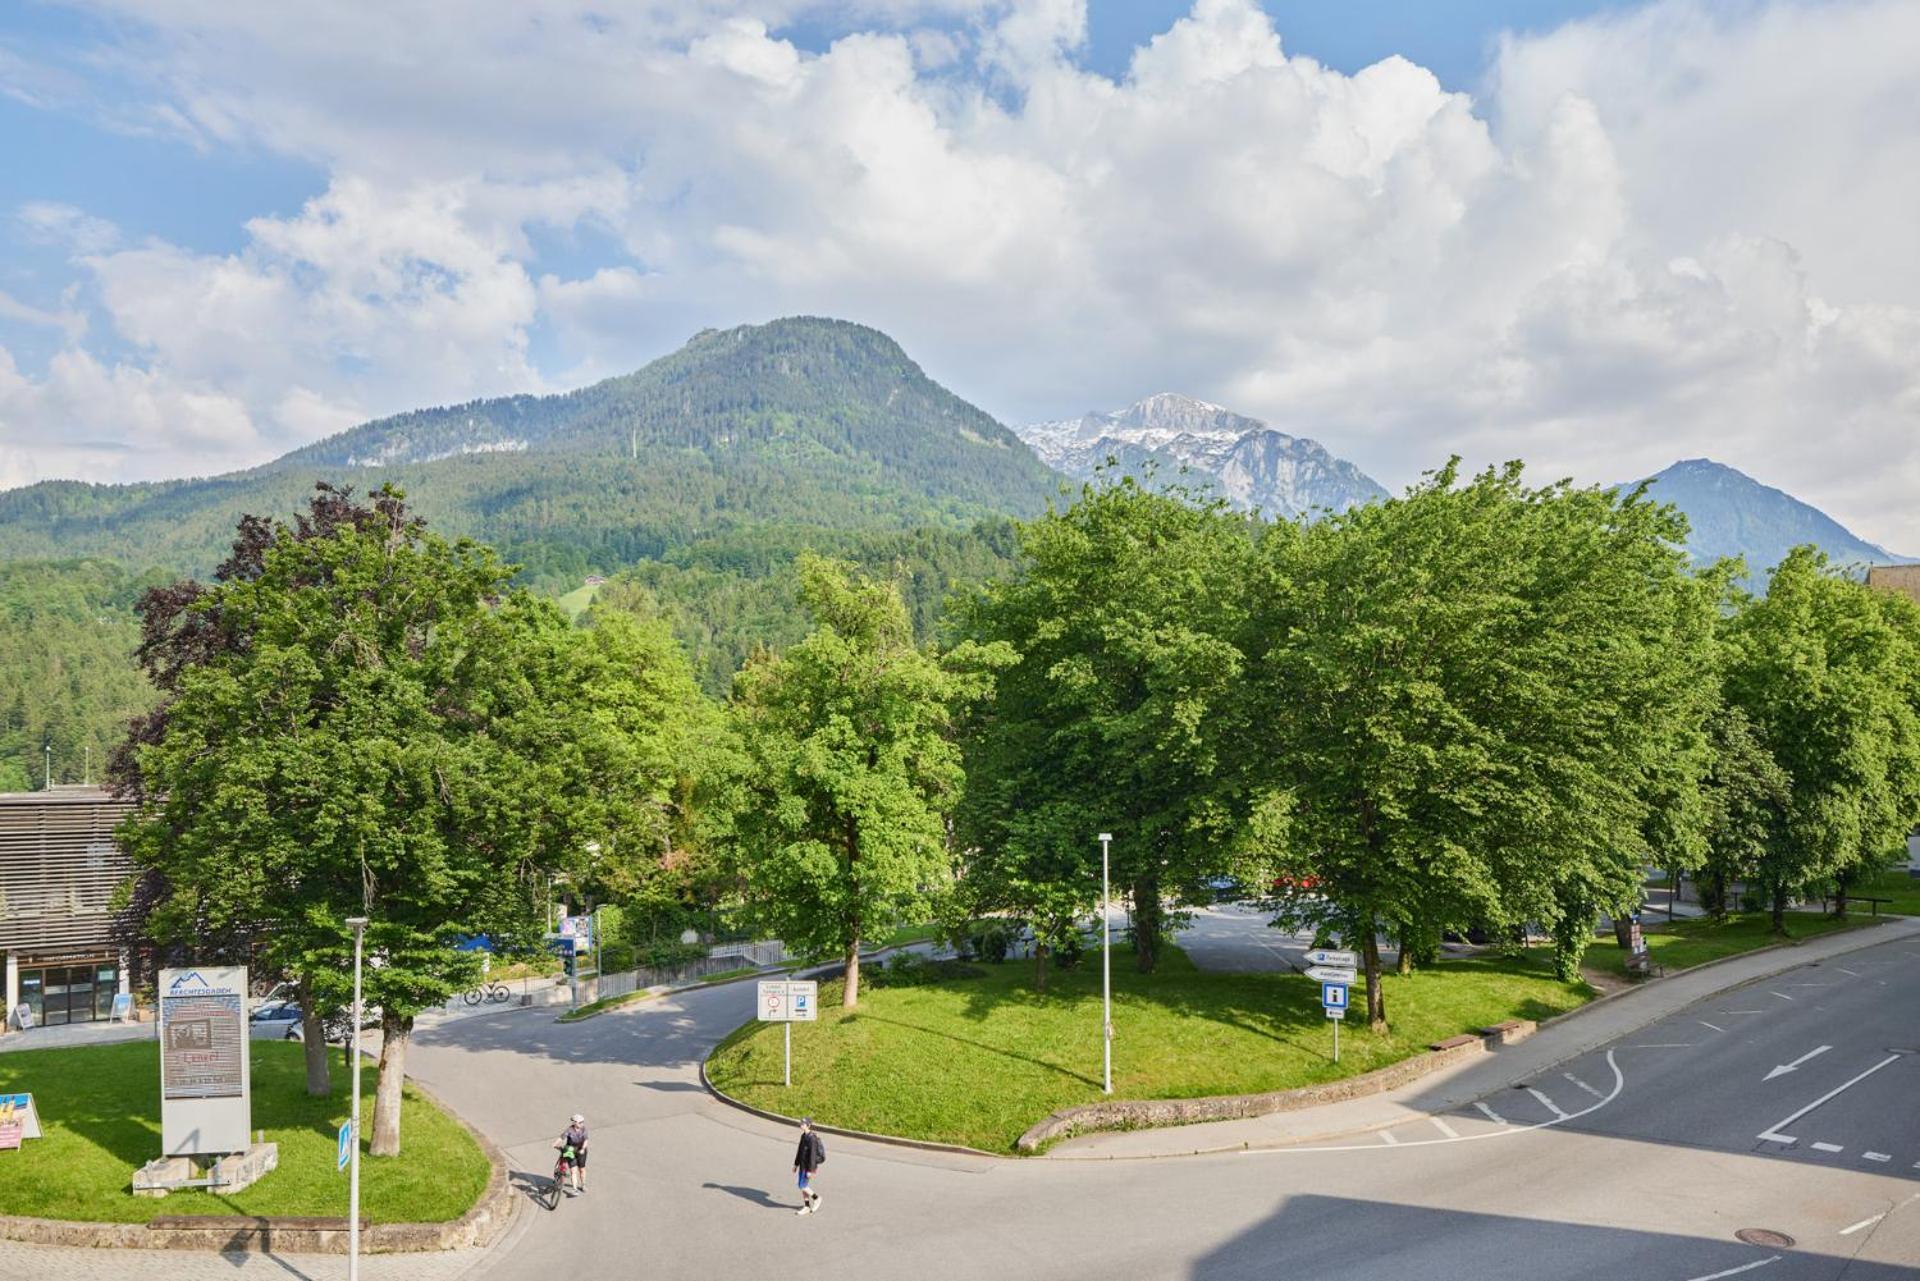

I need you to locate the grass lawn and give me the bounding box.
[705,945,1590,1152]
[0,1041,489,1223]
[1582,911,1877,980]
[554,581,601,620]
[876,923,941,949]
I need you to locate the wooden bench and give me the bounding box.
[1624,951,1666,980]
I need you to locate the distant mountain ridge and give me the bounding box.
[1017,393,1389,520]
[1632,458,1911,577]
[0,317,1063,578]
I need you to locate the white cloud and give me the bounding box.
[2,0,1917,551]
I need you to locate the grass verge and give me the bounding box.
[1582,911,1877,980]
[1847,864,1920,917]
[557,965,771,1022]
[0,1040,488,1223]
[705,945,1590,1153]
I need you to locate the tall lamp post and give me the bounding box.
[1098,832,1112,1094]
[345,916,369,1281]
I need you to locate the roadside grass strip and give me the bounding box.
[0,1040,488,1223]
[1583,912,1877,981]
[706,945,1591,1152]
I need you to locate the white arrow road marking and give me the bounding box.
[1685,1258,1781,1281]
[1526,1088,1570,1120]
[1763,1044,1832,1082]
[1757,1053,1902,1144]
[1838,1213,1885,1236]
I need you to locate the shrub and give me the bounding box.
[598,942,636,973]
[637,941,707,971]
[868,954,984,988]
[970,919,1013,963]
[1053,933,1084,970]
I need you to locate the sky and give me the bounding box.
[2,0,1917,551]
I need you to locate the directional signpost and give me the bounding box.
[337,1120,353,1172]
[1307,951,1358,1064]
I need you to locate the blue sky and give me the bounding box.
[1,0,1917,550]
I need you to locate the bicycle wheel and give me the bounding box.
[463,988,483,1007]
[487,983,511,1004]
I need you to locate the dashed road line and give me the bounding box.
[1473,1101,1507,1126]
[1684,1256,1780,1280]
[1698,1020,1726,1033]
[1632,1043,1693,1048]
[1811,1142,1844,1153]
[1378,1130,1400,1145]
[1838,1213,1886,1236]
[1833,966,1861,976]
[1429,1116,1459,1140]
[1562,1072,1605,1099]
[1526,1088,1570,1120]
[1723,1010,1766,1016]
[1768,991,1794,1002]
[1863,1151,1891,1162]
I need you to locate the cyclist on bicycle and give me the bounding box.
[553,1113,589,1196]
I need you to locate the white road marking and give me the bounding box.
[1473,1101,1507,1126]
[1563,1072,1605,1099]
[1632,1043,1693,1048]
[1833,966,1861,976]
[1527,1088,1571,1120]
[1863,1151,1891,1162]
[1763,1044,1832,1082]
[1769,991,1794,1002]
[1838,1213,1885,1236]
[1245,1051,1624,1157]
[1698,1020,1726,1033]
[1378,1130,1400,1145]
[1811,1142,1845,1153]
[1723,1010,1766,1016]
[1429,1116,1459,1140]
[1756,1054,1903,1144]
[1684,1257,1780,1281]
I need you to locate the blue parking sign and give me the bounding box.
[338,1120,353,1171]
[1321,982,1349,1010]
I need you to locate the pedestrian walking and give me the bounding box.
[792,1117,825,1215]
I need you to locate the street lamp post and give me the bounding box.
[1098,832,1112,1095]
[345,916,369,1281]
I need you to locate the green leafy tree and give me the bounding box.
[115,485,704,1153]
[953,478,1262,974]
[1721,546,1920,927]
[1696,704,1792,922]
[729,553,1005,1007]
[1247,463,1716,1027]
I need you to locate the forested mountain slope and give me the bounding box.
[0,317,1062,583]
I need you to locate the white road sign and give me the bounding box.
[1305,949,1358,967]
[1326,1007,1347,1020]
[1305,965,1358,984]
[758,980,819,1023]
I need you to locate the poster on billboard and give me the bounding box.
[158,967,252,1155]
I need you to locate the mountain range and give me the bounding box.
[1631,458,1909,576]
[1016,393,1389,520]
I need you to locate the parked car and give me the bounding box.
[1205,876,1244,902]
[248,999,305,1040]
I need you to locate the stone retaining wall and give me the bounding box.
[1013,1017,1538,1152]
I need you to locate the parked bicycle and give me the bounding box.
[463,979,513,1006]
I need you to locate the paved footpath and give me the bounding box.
[0,1241,486,1281]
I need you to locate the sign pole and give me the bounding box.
[1098,832,1112,1095]
[784,1021,792,1088]
[1333,1013,1339,1064]
[346,916,368,1281]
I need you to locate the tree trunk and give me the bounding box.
[1034,942,1048,992]
[370,1010,410,1157]
[842,939,862,1009]
[1395,927,1412,976]
[1131,876,1161,974]
[297,980,331,1098]
[1701,869,1726,921]
[1833,869,1851,919]
[1771,886,1788,936]
[1361,927,1386,1032]
[1612,914,1633,949]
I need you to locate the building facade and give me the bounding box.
[0,786,136,1029]
[1866,564,1920,604]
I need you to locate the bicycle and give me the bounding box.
[463,979,513,1006]
[542,1149,577,1211]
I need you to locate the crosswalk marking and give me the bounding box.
[1863,1152,1891,1162]
[1811,1142,1844,1153]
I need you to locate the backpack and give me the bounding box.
[811,1132,826,1166]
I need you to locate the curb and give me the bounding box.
[0,1076,513,1255]
[697,1057,1004,1159]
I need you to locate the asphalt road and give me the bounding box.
[396,931,1920,1281]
